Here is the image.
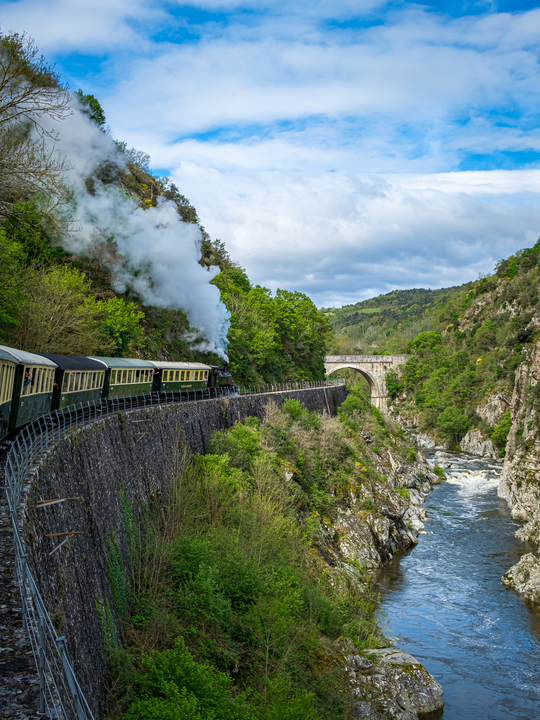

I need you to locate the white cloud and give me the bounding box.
[0,0,159,53]
[171,165,540,306]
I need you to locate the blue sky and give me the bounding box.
[2,0,540,306]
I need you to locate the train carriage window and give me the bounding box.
[3,366,8,403]
[194,371,198,380]
[127,370,132,383]
[0,365,5,403]
[135,369,140,382]
[120,370,125,384]
[162,370,168,381]
[37,369,43,393]
[180,371,185,381]
[62,373,68,392]
[24,367,31,396]
[204,371,208,380]
[174,370,178,381]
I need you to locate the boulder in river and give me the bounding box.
[341,642,444,719]
[502,552,540,604]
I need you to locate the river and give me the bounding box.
[376,449,540,720]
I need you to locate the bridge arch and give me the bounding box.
[324,355,409,413]
[325,363,381,406]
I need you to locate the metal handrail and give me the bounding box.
[4,379,344,719]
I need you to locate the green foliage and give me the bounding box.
[385,369,403,398]
[213,270,332,384]
[98,297,145,356]
[433,466,445,478]
[436,406,469,446]
[107,532,129,625]
[408,331,442,356]
[406,447,417,461]
[76,89,106,127]
[123,638,251,720]
[492,411,512,452]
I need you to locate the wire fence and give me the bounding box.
[4,378,344,719]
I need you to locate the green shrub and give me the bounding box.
[406,447,417,461]
[492,411,512,450]
[436,406,469,445]
[396,487,410,501]
[433,466,445,478]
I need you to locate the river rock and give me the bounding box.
[502,553,540,603]
[344,646,444,719]
[460,429,498,459]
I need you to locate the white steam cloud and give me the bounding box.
[46,104,230,359]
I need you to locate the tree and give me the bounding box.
[98,297,145,356]
[436,406,469,447]
[11,265,106,354]
[75,89,106,127]
[0,33,72,222]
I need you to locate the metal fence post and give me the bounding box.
[39,607,46,713]
[56,636,86,720]
[21,554,28,631]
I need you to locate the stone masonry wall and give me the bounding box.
[21,385,347,717]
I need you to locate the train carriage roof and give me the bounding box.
[0,345,58,367]
[87,357,156,369]
[150,361,212,370]
[0,348,19,364]
[36,354,106,371]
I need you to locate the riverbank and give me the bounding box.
[377,448,540,720]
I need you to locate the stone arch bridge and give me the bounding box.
[324,355,409,412]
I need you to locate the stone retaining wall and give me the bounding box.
[22,385,347,717]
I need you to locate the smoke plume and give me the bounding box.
[44,104,230,359]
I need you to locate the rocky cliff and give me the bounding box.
[498,339,540,602]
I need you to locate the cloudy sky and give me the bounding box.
[2,0,540,307]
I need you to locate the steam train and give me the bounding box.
[0,345,235,441]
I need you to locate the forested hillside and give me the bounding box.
[324,284,473,355]
[0,32,331,384]
[330,240,540,452]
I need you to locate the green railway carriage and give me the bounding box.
[36,354,106,411]
[151,362,211,393]
[0,350,18,440]
[0,346,57,429]
[89,357,155,399]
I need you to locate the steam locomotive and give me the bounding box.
[0,345,235,441]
